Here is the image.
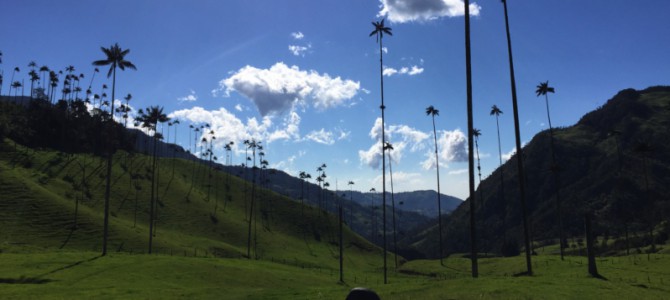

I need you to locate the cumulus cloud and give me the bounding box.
[378,0,481,23]
[168,106,304,155]
[305,128,335,145]
[234,104,243,112]
[383,65,424,77]
[217,62,361,116]
[291,32,305,40]
[359,118,430,169]
[177,90,197,102]
[421,129,468,170]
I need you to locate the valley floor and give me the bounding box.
[1,251,669,299]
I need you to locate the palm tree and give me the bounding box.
[535,80,565,260]
[499,0,532,275]
[11,81,21,100]
[489,105,507,242]
[370,18,392,284]
[39,65,49,88]
[9,67,19,97]
[246,139,259,258]
[384,142,399,269]
[136,106,169,254]
[464,0,478,277]
[28,70,39,99]
[473,128,483,198]
[425,105,445,265]
[92,42,137,256]
[348,180,355,228]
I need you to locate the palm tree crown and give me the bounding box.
[93,43,137,78]
[535,81,555,97]
[369,19,392,41]
[426,105,439,117]
[490,104,503,116]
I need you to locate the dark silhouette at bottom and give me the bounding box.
[346,287,381,300]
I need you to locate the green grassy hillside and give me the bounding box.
[0,139,386,274]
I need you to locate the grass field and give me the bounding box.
[1,251,669,299]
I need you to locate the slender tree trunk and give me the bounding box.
[247,150,256,259]
[339,203,344,283]
[101,67,117,256]
[545,92,565,260]
[389,154,398,269]
[584,213,599,277]
[503,0,532,275]
[495,115,507,242]
[148,134,158,254]
[378,33,388,285]
[465,0,478,278]
[432,116,444,266]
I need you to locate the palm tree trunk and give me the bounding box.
[432,116,444,266]
[378,35,388,284]
[339,203,344,283]
[495,115,506,242]
[389,155,398,269]
[148,134,158,254]
[101,66,116,256]
[464,0,478,278]
[503,0,532,275]
[545,93,565,260]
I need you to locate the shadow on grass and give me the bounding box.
[591,273,608,281]
[512,271,532,277]
[0,277,53,284]
[37,255,102,278]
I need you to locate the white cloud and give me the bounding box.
[288,45,309,56]
[382,47,388,54]
[234,104,243,112]
[378,0,482,23]
[359,118,430,169]
[501,142,527,162]
[421,129,468,170]
[177,90,197,102]
[291,32,305,40]
[168,106,303,155]
[218,62,361,116]
[448,168,468,175]
[305,128,335,145]
[383,65,424,77]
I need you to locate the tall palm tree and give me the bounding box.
[473,128,483,197]
[39,65,49,88]
[464,0,478,278]
[500,0,532,275]
[384,142,399,269]
[27,61,37,98]
[490,105,507,242]
[10,67,19,97]
[535,80,565,260]
[92,42,137,256]
[246,139,260,258]
[348,180,355,228]
[136,106,169,254]
[370,19,392,284]
[425,105,445,266]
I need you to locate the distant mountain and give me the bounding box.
[344,190,462,218]
[400,86,670,259]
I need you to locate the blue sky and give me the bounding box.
[1,0,669,199]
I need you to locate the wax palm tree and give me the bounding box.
[348,180,355,228]
[425,105,445,265]
[473,128,483,196]
[490,105,508,243]
[28,61,37,97]
[535,80,565,260]
[246,139,259,258]
[384,142,399,269]
[39,65,49,88]
[136,106,169,254]
[499,0,532,275]
[11,81,21,100]
[370,18,392,284]
[9,67,19,97]
[28,70,39,99]
[463,0,478,277]
[92,42,137,256]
